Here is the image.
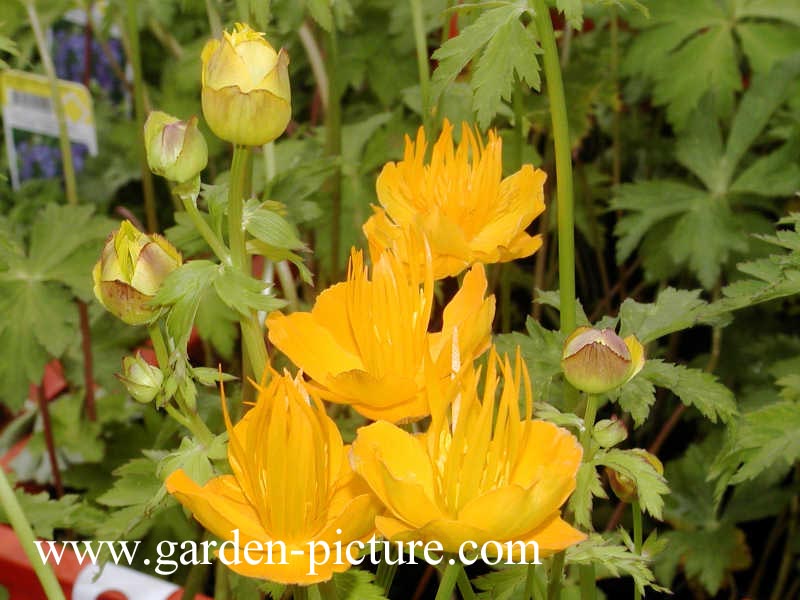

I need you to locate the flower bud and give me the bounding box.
[92,221,182,325]
[201,23,291,146]
[561,327,645,394]
[593,417,628,448]
[606,449,664,503]
[118,354,163,404]
[144,111,208,183]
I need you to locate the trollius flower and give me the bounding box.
[201,23,291,146]
[165,371,380,584]
[266,248,494,423]
[350,349,586,558]
[363,120,546,279]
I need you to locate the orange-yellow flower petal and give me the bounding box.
[350,349,585,559]
[166,370,380,584]
[267,249,494,423]
[364,120,546,279]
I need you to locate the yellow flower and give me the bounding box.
[350,349,586,559]
[266,247,494,423]
[166,371,380,585]
[561,327,645,394]
[92,221,182,325]
[201,23,291,146]
[363,120,546,279]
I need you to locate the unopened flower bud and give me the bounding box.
[593,417,628,448]
[92,221,182,325]
[201,23,291,146]
[561,327,645,394]
[606,449,664,503]
[144,111,208,183]
[118,354,163,404]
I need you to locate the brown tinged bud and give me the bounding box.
[561,327,645,394]
[92,221,182,325]
[606,449,664,503]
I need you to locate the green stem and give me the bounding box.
[214,560,231,600]
[581,394,599,449]
[610,7,621,188]
[204,0,222,37]
[532,0,576,334]
[25,0,78,207]
[546,551,565,600]
[456,563,477,600]
[375,556,397,594]
[125,0,159,232]
[293,585,309,600]
[228,146,250,271]
[525,562,536,599]
[0,468,66,600]
[325,27,342,283]
[227,145,268,377]
[632,499,643,600]
[179,193,230,263]
[316,579,338,600]
[410,0,432,133]
[434,560,461,600]
[276,260,299,312]
[148,323,169,369]
[580,565,596,600]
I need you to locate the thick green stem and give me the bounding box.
[125,0,159,232]
[532,0,576,334]
[204,0,222,37]
[375,556,397,594]
[632,499,643,600]
[325,27,342,282]
[25,1,78,207]
[456,563,477,600]
[228,146,251,271]
[410,0,432,133]
[227,146,268,377]
[214,560,231,600]
[434,561,461,600]
[0,468,66,600]
[581,394,599,449]
[580,565,596,600]
[546,551,565,600]
[316,579,338,600]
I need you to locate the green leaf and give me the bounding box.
[153,260,220,347]
[597,449,669,520]
[662,442,721,529]
[431,4,536,119]
[213,267,287,316]
[96,457,162,508]
[625,0,738,128]
[736,22,800,72]
[608,371,655,427]
[645,360,737,424]
[611,181,699,264]
[711,401,800,483]
[0,489,79,538]
[567,533,660,595]
[306,0,333,31]
[333,569,389,600]
[473,565,529,600]
[0,280,77,408]
[656,525,744,596]
[195,287,239,360]
[568,461,607,529]
[494,317,564,405]
[555,0,583,29]
[724,53,800,175]
[618,287,708,343]
[471,14,540,127]
[244,204,305,251]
